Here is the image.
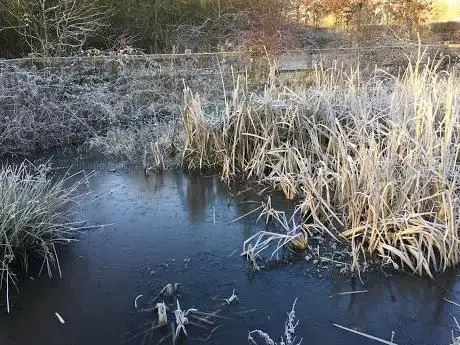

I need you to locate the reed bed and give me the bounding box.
[0,161,88,312]
[181,52,460,277]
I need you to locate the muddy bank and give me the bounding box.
[0,156,459,345]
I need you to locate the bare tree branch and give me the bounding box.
[0,0,111,56]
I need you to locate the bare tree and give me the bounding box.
[1,0,110,56]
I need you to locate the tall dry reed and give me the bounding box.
[181,52,460,277]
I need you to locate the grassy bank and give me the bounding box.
[180,53,460,277]
[0,55,240,157]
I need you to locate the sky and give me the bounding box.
[433,0,460,22]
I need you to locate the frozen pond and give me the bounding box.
[0,156,459,345]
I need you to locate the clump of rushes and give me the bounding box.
[182,50,460,277]
[0,161,89,312]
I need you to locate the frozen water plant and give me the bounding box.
[241,206,309,269]
[248,299,302,345]
[249,330,276,345]
[155,302,168,326]
[173,299,197,338]
[450,316,460,345]
[256,197,286,225]
[160,282,180,297]
[134,294,143,309]
[242,243,262,271]
[224,289,239,305]
[281,299,301,345]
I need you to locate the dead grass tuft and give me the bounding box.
[0,161,89,312]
